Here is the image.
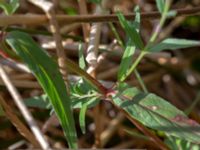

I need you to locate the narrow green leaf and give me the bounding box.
[79,102,87,134]
[156,0,165,13]
[5,31,78,149]
[117,12,144,50]
[149,38,200,52]
[117,6,141,81]
[113,84,200,143]
[133,6,140,32]
[0,0,19,15]
[78,43,86,70]
[118,40,135,81]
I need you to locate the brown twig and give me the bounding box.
[28,0,70,92]
[0,64,50,149]
[0,6,200,26]
[78,0,90,42]
[0,95,41,148]
[100,113,124,147]
[86,4,104,148]
[0,78,40,88]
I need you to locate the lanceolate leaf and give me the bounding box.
[78,43,86,70]
[133,6,140,32]
[156,0,165,13]
[79,102,88,134]
[118,40,136,81]
[117,7,141,81]
[5,31,78,149]
[112,84,200,143]
[149,38,200,52]
[117,12,144,50]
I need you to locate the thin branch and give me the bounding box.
[0,95,41,148]
[28,0,70,92]
[0,58,31,73]
[0,64,50,149]
[100,113,124,147]
[0,6,200,26]
[86,5,105,148]
[78,0,90,42]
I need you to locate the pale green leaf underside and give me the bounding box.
[0,0,19,15]
[5,31,78,149]
[113,84,200,144]
[149,38,200,52]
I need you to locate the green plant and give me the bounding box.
[1,0,200,149]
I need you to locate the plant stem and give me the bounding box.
[121,51,147,82]
[109,22,124,49]
[134,69,148,93]
[148,0,172,45]
[121,0,172,82]
[185,91,200,115]
[65,57,108,95]
[109,22,148,92]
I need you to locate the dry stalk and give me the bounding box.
[60,23,81,34]
[0,78,40,88]
[0,58,31,73]
[86,5,104,148]
[0,6,200,26]
[0,64,50,149]
[100,113,124,147]
[28,0,70,92]
[78,0,90,42]
[0,95,41,148]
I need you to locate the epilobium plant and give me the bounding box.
[1,0,200,149]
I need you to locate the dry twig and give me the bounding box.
[0,95,41,148]
[0,6,200,26]
[0,64,50,149]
